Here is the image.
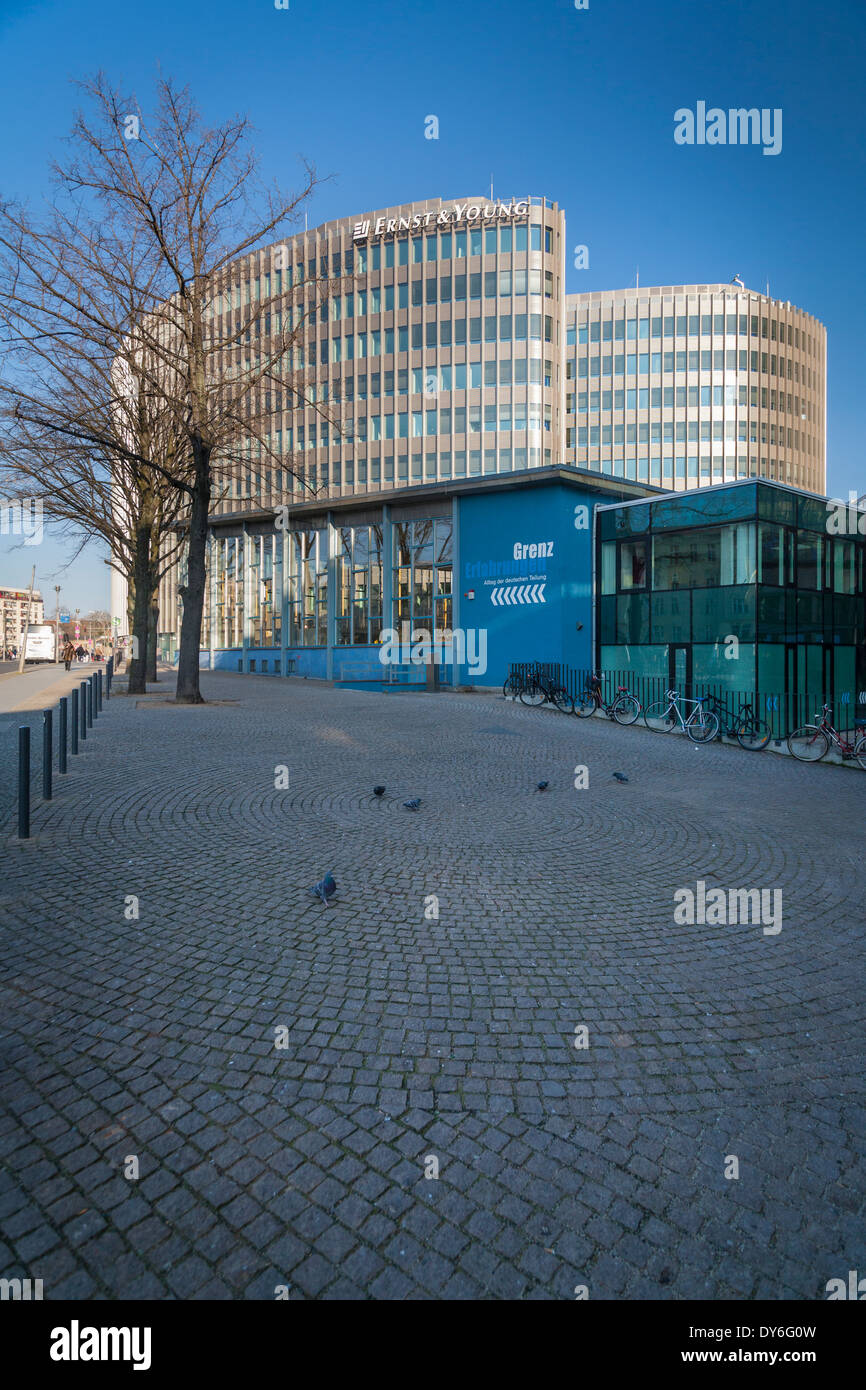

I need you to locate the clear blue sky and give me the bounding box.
[1,0,863,610]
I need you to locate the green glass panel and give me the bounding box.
[798,494,830,533]
[757,483,796,525]
[757,588,786,641]
[651,484,756,530]
[651,591,690,643]
[599,595,617,644]
[796,591,823,642]
[692,643,756,693]
[692,585,754,642]
[616,593,650,644]
[600,644,668,679]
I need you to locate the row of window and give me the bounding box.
[207,222,556,314]
[217,447,552,503]
[600,588,861,649]
[572,423,813,449]
[570,314,817,352]
[322,269,554,317]
[308,314,556,361]
[574,351,817,384]
[568,386,815,416]
[601,526,860,596]
[264,358,552,411]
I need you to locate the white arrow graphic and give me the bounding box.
[536,583,546,603]
[491,588,500,606]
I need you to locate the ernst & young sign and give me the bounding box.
[352,200,530,241]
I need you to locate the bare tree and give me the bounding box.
[1,73,342,703]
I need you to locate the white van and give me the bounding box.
[24,624,56,663]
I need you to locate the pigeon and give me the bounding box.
[536,781,549,792]
[373,785,386,797]
[403,798,421,810]
[612,772,629,783]
[310,872,337,905]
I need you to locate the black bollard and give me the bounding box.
[71,688,79,754]
[42,709,53,801]
[80,681,87,740]
[88,677,94,725]
[97,670,103,711]
[18,726,30,839]
[59,697,68,774]
[106,656,112,698]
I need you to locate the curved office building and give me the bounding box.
[132,199,834,690]
[565,285,826,494]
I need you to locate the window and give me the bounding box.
[620,541,647,590]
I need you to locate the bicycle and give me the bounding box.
[573,673,641,724]
[702,693,771,752]
[502,669,524,700]
[787,705,866,767]
[643,689,720,743]
[519,666,574,714]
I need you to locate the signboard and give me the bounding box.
[59,612,70,623]
[352,200,529,241]
[74,625,80,638]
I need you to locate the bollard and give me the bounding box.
[59,697,68,774]
[18,726,30,839]
[42,708,53,801]
[97,670,103,711]
[71,688,79,754]
[106,656,112,698]
[88,677,94,726]
[80,681,87,740]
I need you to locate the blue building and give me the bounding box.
[184,467,650,689]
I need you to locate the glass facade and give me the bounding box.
[597,481,865,706]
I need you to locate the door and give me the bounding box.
[668,644,691,699]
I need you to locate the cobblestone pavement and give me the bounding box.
[1,674,863,1300]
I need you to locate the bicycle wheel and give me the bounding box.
[551,686,574,715]
[787,725,828,762]
[573,688,596,717]
[736,717,771,751]
[612,694,640,725]
[853,734,866,770]
[644,700,679,732]
[519,680,544,707]
[686,707,720,743]
[502,673,521,699]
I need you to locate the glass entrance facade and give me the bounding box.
[596,481,865,706]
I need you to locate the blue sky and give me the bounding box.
[1,0,863,610]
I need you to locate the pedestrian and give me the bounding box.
[63,639,75,671]
[76,644,85,662]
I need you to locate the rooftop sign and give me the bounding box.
[352,200,529,241]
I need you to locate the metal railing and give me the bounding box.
[506,661,866,745]
[14,660,113,839]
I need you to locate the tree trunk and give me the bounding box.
[175,439,211,704]
[128,526,151,695]
[147,600,159,681]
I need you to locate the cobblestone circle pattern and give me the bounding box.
[0,674,863,1299]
